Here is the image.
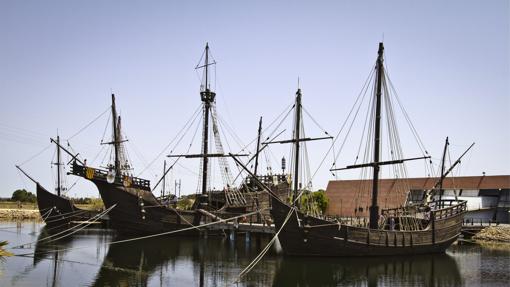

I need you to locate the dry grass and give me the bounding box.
[0,201,37,210]
[0,241,12,257]
[473,226,510,243]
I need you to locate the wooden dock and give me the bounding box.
[206,221,275,235]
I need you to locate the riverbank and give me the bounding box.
[473,225,510,243]
[0,208,41,220]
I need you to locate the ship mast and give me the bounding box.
[111,94,121,174]
[162,160,167,198]
[293,89,302,207]
[438,137,449,201]
[369,42,384,229]
[54,135,62,196]
[263,89,332,208]
[200,43,216,195]
[253,117,263,177]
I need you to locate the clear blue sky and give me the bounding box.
[1,0,508,198]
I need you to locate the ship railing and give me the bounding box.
[70,163,151,189]
[430,200,467,220]
[244,174,288,186]
[381,206,420,218]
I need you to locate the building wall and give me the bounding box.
[325,175,510,220]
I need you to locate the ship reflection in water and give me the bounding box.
[272,254,461,287]
[0,222,509,286]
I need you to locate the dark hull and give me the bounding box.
[91,180,200,235]
[271,197,465,256]
[36,184,93,228]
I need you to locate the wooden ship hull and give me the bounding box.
[271,197,467,256]
[72,163,200,235]
[36,183,95,228]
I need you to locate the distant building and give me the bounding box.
[325,175,510,223]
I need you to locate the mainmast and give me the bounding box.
[253,117,263,177]
[200,43,216,195]
[369,42,384,229]
[293,89,302,207]
[111,94,121,174]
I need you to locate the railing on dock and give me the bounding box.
[462,218,499,227]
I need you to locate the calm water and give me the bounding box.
[0,221,509,287]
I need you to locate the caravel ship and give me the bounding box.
[266,43,467,256]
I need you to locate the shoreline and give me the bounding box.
[472,225,510,243]
[0,208,41,220]
[1,208,509,243]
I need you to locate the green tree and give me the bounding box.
[312,189,329,214]
[11,189,36,203]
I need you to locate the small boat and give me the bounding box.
[249,43,467,256]
[16,136,96,229]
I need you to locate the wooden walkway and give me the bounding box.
[206,222,275,235]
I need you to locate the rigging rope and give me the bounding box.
[18,143,53,166]
[137,104,202,177]
[67,107,110,141]
[12,204,116,249]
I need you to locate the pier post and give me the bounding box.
[431,212,436,244]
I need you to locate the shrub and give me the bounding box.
[11,189,36,203]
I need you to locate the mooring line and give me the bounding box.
[234,206,295,283]
[11,204,116,249]
[13,208,267,257]
[43,209,90,223]
[36,205,116,244]
[40,208,54,221]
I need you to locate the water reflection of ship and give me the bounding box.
[33,226,72,268]
[272,253,462,287]
[33,226,112,268]
[90,235,277,287]
[91,236,181,286]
